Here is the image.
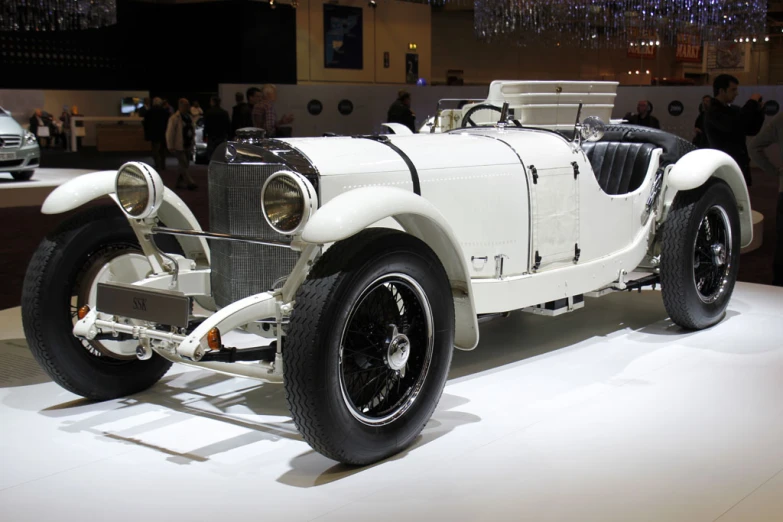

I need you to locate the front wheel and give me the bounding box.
[12,170,34,181]
[22,206,173,400]
[284,229,455,465]
[660,181,741,329]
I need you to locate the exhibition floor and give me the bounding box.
[2,284,783,521]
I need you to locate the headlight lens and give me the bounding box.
[261,171,317,235]
[115,162,164,219]
[24,131,37,146]
[117,164,149,217]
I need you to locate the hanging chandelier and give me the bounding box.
[0,0,117,31]
[472,0,767,48]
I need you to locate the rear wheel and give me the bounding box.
[284,229,455,465]
[660,181,741,329]
[22,206,173,400]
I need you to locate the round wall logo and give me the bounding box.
[668,100,684,117]
[338,99,354,116]
[764,100,779,116]
[307,99,323,116]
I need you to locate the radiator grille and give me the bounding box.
[209,161,301,309]
[0,135,22,148]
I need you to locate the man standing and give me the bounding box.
[144,97,170,172]
[624,100,660,129]
[137,97,150,119]
[166,98,197,190]
[704,74,765,186]
[387,90,416,132]
[234,87,260,133]
[29,109,52,148]
[692,95,711,148]
[748,113,783,286]
[252,84,293,138]
[204,96,231,161]
[231,92,249,137]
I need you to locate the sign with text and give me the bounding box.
[627,28,657,59]
[676,33,702,63]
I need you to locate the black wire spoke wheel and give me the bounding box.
[284,229,454,465]
[692,205,733,304]
[339,274,434,426]
[460,103,502,128]
[661,181,741,330]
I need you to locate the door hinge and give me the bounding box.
[572,161,579,179]
[533,250,542,270]
[529,165,538,184]
[574,243,581,263]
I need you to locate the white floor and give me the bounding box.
[1,283,783,521]
[0,168,94,208]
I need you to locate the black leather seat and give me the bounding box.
[580,141,657,195]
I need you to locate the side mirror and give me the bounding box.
[580,116,606,142]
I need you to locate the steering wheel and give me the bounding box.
[460,103,522,128]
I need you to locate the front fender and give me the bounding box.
[302,186,479,350]
[666,149,753,248]
[40,169,210,264]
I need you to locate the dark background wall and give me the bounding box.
[0,0,296,95]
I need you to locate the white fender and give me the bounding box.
[666,149,753,248]
[380,122,414,135]
[41,170,116,214]
[302,186,479,350]
[40,169,210,263]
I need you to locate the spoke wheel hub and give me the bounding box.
[711,243,726,267]
[385,324,410,373]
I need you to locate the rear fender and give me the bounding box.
[301,186,479,351]
[664,149,752,247]
[41,170,210,264]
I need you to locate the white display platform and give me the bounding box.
[2,283,783,521]
[0,168,95,208]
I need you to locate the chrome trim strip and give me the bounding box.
[151,226,294,249]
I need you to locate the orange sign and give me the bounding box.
[676,33,702,63]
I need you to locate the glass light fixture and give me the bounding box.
[0,0,117,31]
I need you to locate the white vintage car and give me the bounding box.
[22,81,751,466]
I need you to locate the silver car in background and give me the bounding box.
[0,107,40,181]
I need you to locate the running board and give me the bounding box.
[522,295,584,317]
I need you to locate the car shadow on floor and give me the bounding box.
[5,289,723,483]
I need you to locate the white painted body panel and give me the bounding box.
[288,129,662,316]
[666,149,753,247]
[289,133,530,279]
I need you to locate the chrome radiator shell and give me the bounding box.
[208,141,319,309]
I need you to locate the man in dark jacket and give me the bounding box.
[204,96,231,161]
[232,88,259,136]
[704,74,764,186]
[624,100,660,129]
[387,90,416,132]
[144,97,171,172]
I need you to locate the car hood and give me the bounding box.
[0,116,24,136]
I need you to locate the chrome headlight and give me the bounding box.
[115,162,164,219]
[24,131,37,146]
[261,171,318,235]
